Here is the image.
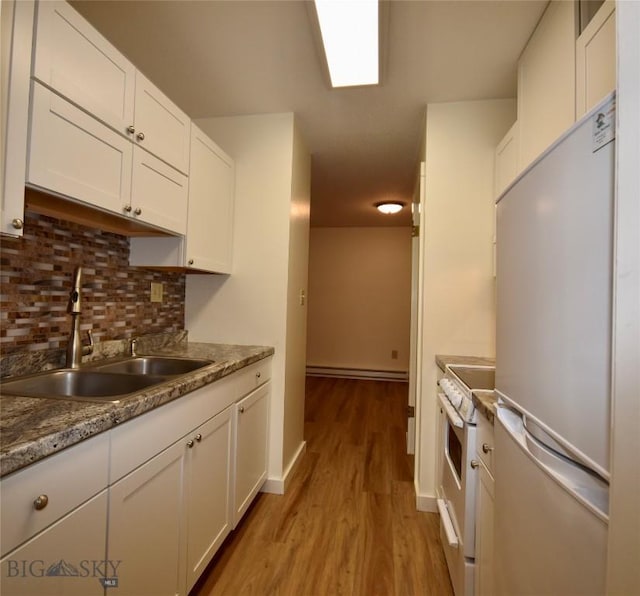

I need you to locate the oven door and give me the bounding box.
[438,392,477,560]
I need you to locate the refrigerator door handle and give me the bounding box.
[497,406,609,520]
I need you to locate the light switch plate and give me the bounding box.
[150,282,163,303]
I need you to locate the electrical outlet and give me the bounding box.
[391,350,398,360]
[150,282,163,303]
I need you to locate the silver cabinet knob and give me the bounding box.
[186,439,194,448]
[124,205,132,213]
[34,494,49,510]
[134,207,142,216]
[195,433,202,442]
[126,125,135,134]
[256,372,261,379]
[188,259,194,266]
[482,443,494,454]
[11,218,24,230]
[470,460,480,470]
[239,406,245,414]
[136,132,145,141]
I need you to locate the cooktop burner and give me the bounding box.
[449,365,495,391]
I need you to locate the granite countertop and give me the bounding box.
[435,354,497,424]
[472,390,498,424]
[0,342,274,477]
[436,354,495,371]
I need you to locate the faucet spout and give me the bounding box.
[66,266,94,368]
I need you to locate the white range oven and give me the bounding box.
[436,364,495,596]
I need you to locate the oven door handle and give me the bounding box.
[436,498,460,549]
[438,392,464,428]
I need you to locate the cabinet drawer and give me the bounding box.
[0,432,109,557]
[33,0,135,135]
[235,358,272,399]
[110,375,235,483]
[28,81,133,213]
[477,414,494,475]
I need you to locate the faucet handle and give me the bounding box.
[82,330,94,357]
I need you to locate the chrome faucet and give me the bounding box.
[66,266,94,368]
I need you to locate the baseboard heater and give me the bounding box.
[305,366,409,382]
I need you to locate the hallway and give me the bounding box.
[192,377,453,595]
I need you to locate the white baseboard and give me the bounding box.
[415,492,438,513]
[261,440,307,495]
[306,366,408,382]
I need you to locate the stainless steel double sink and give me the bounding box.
[0,356,214,403]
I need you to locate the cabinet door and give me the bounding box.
[233,383,270,527]
[517,0,576,168]
[108,441,186,596]
[1,0,34,237]
[32,0,135,136]
[134,72,190,175]
[186,124,235,273]
[475,461,495,596]
[185,407,233,592]
[27,82,133,215]
[0,491,108,596]
[576,0,616,118]
[130,146,188,234]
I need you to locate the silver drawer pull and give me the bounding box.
[186,439,194,448]
[126,125,135,134]
[482,443,494,454]
[33,494,49,510]
[239,406,245,414]
[470,460,480,469]
[134,207,142,216]
[256,372,261,379]
[195,433,202,442]
[136,132,145,141]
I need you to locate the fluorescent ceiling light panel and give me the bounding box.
[314,0,379,88]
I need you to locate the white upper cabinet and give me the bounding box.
[517,0,576,169]
[129,124,235,273]
[130,146,188,234]
[32,0,135,135]
[186,124,234,272]
[1,0,35,237]
[576,0,616,118]
[28,81,133,214]
[133,72,191,175]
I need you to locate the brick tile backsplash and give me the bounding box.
[0,212,185,354]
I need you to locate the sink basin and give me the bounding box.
[0,370,168,402]
[90,356,214,376]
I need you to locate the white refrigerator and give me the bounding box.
[494,93,615,595]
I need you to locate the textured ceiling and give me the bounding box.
[72,0,548,227]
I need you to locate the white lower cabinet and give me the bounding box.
[0,431,109,596]
[185,407,234,592]
[474,414,495,596]
[0,491,108,596]
[233,382,270,527]
[107,440,187,596]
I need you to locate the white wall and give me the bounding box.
[185,113,309,487]
[415,99,517,508]
[607,3,640,591]
[282,121,310,477]
[306,226,412,373]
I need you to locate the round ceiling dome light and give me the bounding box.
[375,201,405,214]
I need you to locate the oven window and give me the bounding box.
[447,420,463,482]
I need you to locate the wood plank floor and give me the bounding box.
[191,377,454,596]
